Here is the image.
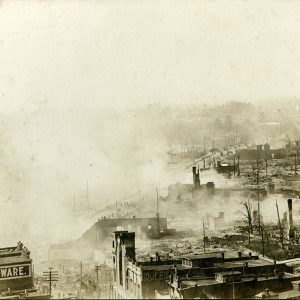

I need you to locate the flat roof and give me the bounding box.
[180,274,288,288]
[141,264,186,271]
[0,255,31,266]
[213,258,273,269]
[215,271,241,276]
[0,249,31,266]
[182,252,222,260]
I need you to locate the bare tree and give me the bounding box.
[240,198,254,244]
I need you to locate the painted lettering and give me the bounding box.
[0,265,29,279]
[0,269,7,277]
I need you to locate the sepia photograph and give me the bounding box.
[1,0,300,299]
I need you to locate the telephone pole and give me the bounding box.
[256,148,261,232]
[203,221,206,253]
[87,180,89,216]
[276,200,284,249]
[43,267,58,298]
[80,261,83,298]
[95,265,101,298]
[156,186,159,216]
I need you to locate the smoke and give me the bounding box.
[0,104,170,260]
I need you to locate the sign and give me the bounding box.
[0,264,31,280]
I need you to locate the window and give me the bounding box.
[112,240,115,248]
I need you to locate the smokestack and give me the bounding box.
[288,198,294,241]
[192,166,200,189]
[194,171,200,188]
[156,252,160,261]
[192,166,196,185]
[288,199,293,227]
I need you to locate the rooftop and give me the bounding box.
[215,271,241,276]
[213,258,273,269]
[0,242,31,266]
[180,274,295,289]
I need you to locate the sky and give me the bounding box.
[1,0,300,252]
[1,0,300,113]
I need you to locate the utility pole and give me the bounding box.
[156,186,160,236]
[115,200,118,219]
[261,224,265,257]
[156,186,159,216]
[138,190,141,211]
[192,141,195,163]
[256,148,261,232]
[43,267,58,298]
[87,180,89,216]
[233,156,236,176]
[235,128,238,146]
[276,200,284,249]
[203,134,206,153]
[80,261,83,298]
[295,152,298,175]
[265,146,268,182]
[95,265,101,298]
[203,221,206,253]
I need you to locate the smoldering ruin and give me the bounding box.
[3,1,300,299]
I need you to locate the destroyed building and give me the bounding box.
[238,143,285,160]
[167,166,215,202]
[48,215,169,262]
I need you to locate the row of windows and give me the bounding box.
[182,259,192,267]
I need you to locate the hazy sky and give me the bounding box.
[1,0,300,248]
[1,0,300,113]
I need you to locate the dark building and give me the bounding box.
[112,230,181,299]
[216,160,237,173]
[112,230,299,299]
[168,253,300,299]
[167,167,215,203]
[0,242,49,299]
[238,143,285,160]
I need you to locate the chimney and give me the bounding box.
[221,252,225,260]
[288,199,293,227]
[238,251,242,258]
[194,171,200,188]
[156,252,160,261]
[150,257,154,262]
[192,166,196,185]
[249,252,252,258]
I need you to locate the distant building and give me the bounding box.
[49,215,169,262]
[238,143,285,160]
